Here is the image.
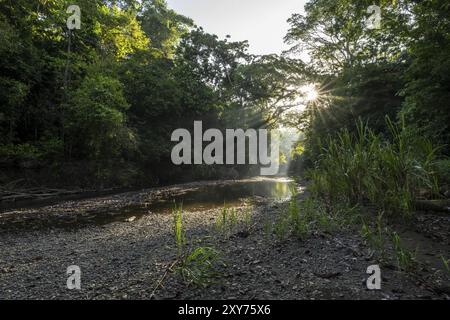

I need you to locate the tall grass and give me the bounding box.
[173,203,186,257]
[392,232,417,272]
[176,246,223,288]
[215,205,237,237]
[360,218,417,271]
[308,117,442,216]
[361,212,388,259]
[269,193,357,242]
[215,205,253,238]
[171,203,224,287]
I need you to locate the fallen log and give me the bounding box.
[0,188,83,203]
[1,194,35,202]
[414,200,450,213]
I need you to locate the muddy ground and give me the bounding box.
[0,179,449,300]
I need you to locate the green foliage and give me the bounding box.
[361,212,388,258]
[272,214,290,241]
[1,0,449,193]
[171,202,224,287]
[99,5,149,60]
[140,0,193,57]
[175,246,224,288]
[269,192,358,242]
[433,159,450,187]
[0,0,278,187]
[215,205,253,238]
[242,208,253,234]
[307,119,442,216]
[0,138,65,162]
[285,0,410,73]
[289,197,312,240]
[0,143,42,161]
[391,232,417,272]
[288,0,450,174]
[172,203,186,257]
[361,216,417,272]
[399,0,450,151]
[441,256,450,275]
[215,205,231,237]
[66,74,135,161]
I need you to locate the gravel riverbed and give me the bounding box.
[0,179,448,300]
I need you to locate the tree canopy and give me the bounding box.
[0,0,448,187]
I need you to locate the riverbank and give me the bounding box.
[0,179,448,299]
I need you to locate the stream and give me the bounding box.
[0,177,448,299]
[0,177,296,231]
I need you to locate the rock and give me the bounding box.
[125,216,136,222]
[236,230,250,238]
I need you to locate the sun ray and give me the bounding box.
[301,84,319,102]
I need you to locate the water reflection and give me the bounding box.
[146,178,294,214]
[2,178,295,231]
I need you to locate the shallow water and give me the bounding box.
[143,178,294,214]
[1,178,295,231]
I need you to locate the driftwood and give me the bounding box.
[149,258,180,299]
[0,187,82,203]
[414,200,450,213]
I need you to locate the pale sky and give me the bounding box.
[166,0,307,55]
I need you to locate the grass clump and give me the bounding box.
[391,232,417,272]
[360,217,417,272]
[175,247,224,288]
[268,190,358,242]
[361,212,388,259]
[171,203,225,287]
[273,214,291,241]
[307,118,442,217]
[173,203,186,257]
[215,205,237,237]
[215,204,254,238]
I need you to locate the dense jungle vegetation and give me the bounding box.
[0,0,449,199]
